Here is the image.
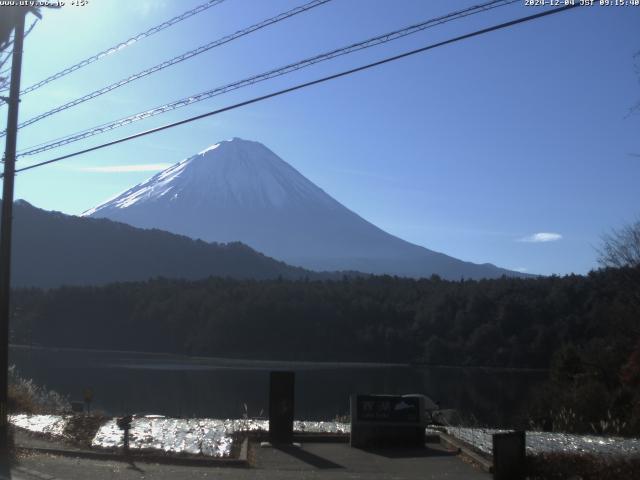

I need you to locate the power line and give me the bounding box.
[0,0,227,96]
[0,0,333,135]
[15,0,518,156]
[8,3,580,177]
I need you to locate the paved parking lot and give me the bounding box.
[7,440,488,480]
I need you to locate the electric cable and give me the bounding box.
[7,3,580,177]
[1,0,332,133]
[15,0,518,155]
[0,0,227,96]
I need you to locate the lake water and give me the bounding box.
[9,345,546,426]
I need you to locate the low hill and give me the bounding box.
[6,200,323,288]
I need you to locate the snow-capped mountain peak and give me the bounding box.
[83,138,523,280]
[84,138,335,216]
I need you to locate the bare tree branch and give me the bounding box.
[598,219,640,269]
[598,219,640,312]
[0,52,11,91]
[21,18,38,46]
[0,38,14,55]
[0,55,10,73]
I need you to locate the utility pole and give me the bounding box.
[0,10,25,459]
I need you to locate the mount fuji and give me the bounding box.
[84,138,523,279]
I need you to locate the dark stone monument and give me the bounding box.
[492,430,526,480]
[117,415,133,452]
[350,394,427,448]
[269,371,295,444]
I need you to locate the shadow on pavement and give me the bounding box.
[273,444,344,469]
[0,462,10,480]
[126,458,145,474]
[361,445,459,459]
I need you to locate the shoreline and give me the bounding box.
[10,344,549,372]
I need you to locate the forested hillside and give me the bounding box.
[10,267,639,432]
[8,267,636,366]
[7,200,328,287]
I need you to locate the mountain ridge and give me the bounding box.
[7,199,344,288]
[85,137,529,280]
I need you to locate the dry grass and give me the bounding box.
[527,452,640,480]
[7,365,70,414]
[7,384,38,414]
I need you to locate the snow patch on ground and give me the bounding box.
[445,427,640,457]
[10,414,69,437]
[93,418,235,457]
[92,417,350,457]
[11,414,639,459]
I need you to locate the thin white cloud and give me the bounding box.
[519,232,563,243]
[513,267,528,273]
[77,164,172,173]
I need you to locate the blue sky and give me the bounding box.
[2,0,639,275]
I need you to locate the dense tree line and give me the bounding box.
[8,267,640,433]
[9,268,637,367]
